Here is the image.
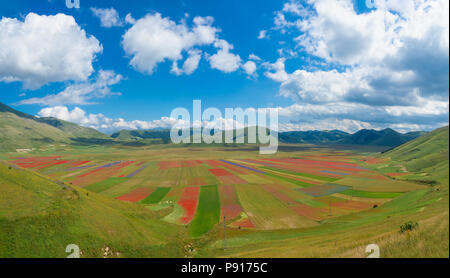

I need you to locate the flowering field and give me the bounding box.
[7,148,427,237]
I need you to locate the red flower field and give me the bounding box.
[178,186,200,224]
[209,168,233,176]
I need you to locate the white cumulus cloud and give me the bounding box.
[171,49,202,75]
[258,30,268,39]
[264,58,288,82]
[19,70,122,106]
[243,61,257,76]
[208,39,242,73]
[0,13,102,89]
[37,106,186,133]
[122,13,219,75]
[279,119,373,133]
[91,7,124,27]
[37,106,250,133]
[263,0,449,131]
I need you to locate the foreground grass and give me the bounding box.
[0,161,189,258]
[196,187,448,258]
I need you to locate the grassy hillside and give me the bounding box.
[0,161,188,258]
[339,128,424,147]
[0,102,109,152]
[384,125,449,184]
[0,109,71,152]
[111,129,171,143]
[279,130,349,144]
[36,117,108,139]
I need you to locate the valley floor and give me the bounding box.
[0,143,448,258]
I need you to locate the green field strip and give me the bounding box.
[263,172,316,188]
[101,177,147,198]
[84,177,126,193]
[334,176,426,192]
[140,187,171,204]
[339,189,402,199]
[262,167,321,184]
[190,185,221,237]
[261,166,339,182]
[297,198,327,208]
[161,187,184,203]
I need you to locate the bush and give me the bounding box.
[400,221,419,233]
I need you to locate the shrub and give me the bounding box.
[400,221,419,233]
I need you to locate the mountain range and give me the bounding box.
[111,126,426,148]
[0,102,429,151]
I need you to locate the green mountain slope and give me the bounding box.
[0,107,71,151]
[0,161,187,258]
[111,129,171,142]
[0,102,108,152]
[384,125,449,184]
[36,117,108,139]
[338,128,424,147]
[279,130,349,144]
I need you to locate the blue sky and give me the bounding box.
[0,0,448,133]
